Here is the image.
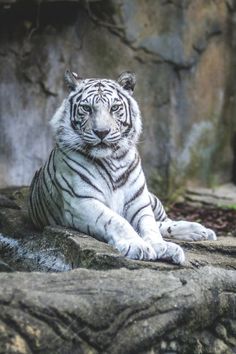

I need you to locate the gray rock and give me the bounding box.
[185,183,236,208]
[0,266,235,354]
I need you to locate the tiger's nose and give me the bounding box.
[93,129,110,140]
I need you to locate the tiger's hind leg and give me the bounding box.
[149,192,217,241]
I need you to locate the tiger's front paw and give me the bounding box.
[152,241,185,265]
[116,238,156,261]
[160,220,217,241]
[205,228,217,240]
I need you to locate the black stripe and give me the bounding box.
[130,202,151,225]
[60,149,94,178]
[60,174,76,195]
[136,214,152,234]
[52,152,74,198]
[76,94,82,102]
[33,168,45,225]
[114,155,140,189]
[39,170,53,225]
[73,103,77,121]
[151,194,158,212]
[65,208,76,228]
[104,217,113,233]
[124,183,145,211]
[43,163,63,220]
[96,211,104,224]
[60,175,102,200]
[93,159,114,190]
[28,170,39,221]
[69,90,83,118]
[29,171,43,228]
[129,168,142,187]
[40,180,58,225]
[95,164,113,192]
[150,194,167,221]
[84,90,98,100]
[47,150,64,196]
[36,169,49,226]
[126,96,133,128]
[113,149,129,160]
[117,91,129,125]
[102,158,120,173]
[62,158,103,194]
[155,206,167,221]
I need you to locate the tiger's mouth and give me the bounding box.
[97,142,109,149]
[82,140,120,154]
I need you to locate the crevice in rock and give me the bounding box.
[1,316,34,354]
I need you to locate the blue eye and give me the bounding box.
[81,105,92,113]
[111,104,120,112]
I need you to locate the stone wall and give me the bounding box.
[0,0,235,198]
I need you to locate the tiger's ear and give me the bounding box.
[64,70,82,91]
[117,71,136,95]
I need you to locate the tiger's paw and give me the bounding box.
[116,238,156,261]
[160,220,217,242]
[152,241,185,265]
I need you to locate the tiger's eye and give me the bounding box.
[111,104,120,112]
[81,105,92,113]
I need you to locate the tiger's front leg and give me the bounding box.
[68,199,156,260]
[125,194,185,264]
[130,207,185,265]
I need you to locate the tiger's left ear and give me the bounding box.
[64,70,82,91]
[117,71,136,95]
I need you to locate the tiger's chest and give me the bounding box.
[59,149,144,217]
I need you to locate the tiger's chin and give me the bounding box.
[87,145,114,159]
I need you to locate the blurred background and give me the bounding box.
[0,0,236,200]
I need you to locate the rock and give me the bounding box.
[185,183,236,207]
[0,259,13,272]
[0,187,236,353]
[0,266,235,354]
[0,193,20,209]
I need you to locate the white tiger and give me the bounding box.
[28,70,216,264]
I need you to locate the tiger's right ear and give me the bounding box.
[64,70,82,91]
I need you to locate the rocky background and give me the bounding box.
[0,0,236,198]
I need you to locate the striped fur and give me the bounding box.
[28,71,216,264]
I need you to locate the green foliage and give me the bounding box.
[221,204,236,210]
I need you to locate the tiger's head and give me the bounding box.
[51,70,142,159]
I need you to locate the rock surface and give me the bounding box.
[0,187,236,353]
[0,0,236,197]
[185,183,236,208]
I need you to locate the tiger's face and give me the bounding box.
[51,71,142,159]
